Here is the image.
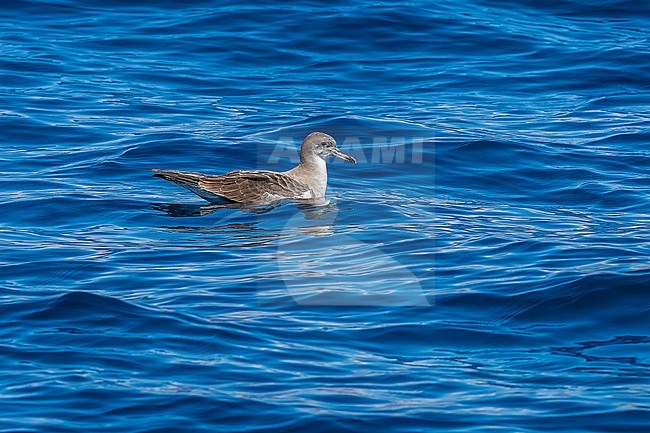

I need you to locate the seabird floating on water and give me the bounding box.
[151,132,356,205]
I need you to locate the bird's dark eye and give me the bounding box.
[321,141,328,146]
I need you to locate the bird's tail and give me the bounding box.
[150,169,203,188]
[150,169,230,203]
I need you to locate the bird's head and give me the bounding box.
[302,132,356,164]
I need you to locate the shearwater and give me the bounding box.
[151,132,356,205]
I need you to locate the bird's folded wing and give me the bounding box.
[198,170,310,203]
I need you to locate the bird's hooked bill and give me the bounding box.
[330,148,357,164]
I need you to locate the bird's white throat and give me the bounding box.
[286,153,328,198]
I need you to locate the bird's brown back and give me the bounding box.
[198,170,311,204]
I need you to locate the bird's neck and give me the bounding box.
[299,150,326,170]
[291,152,328,197]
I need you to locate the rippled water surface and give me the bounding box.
[2,0,650,431]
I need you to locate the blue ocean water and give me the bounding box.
[1,0,649,431]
